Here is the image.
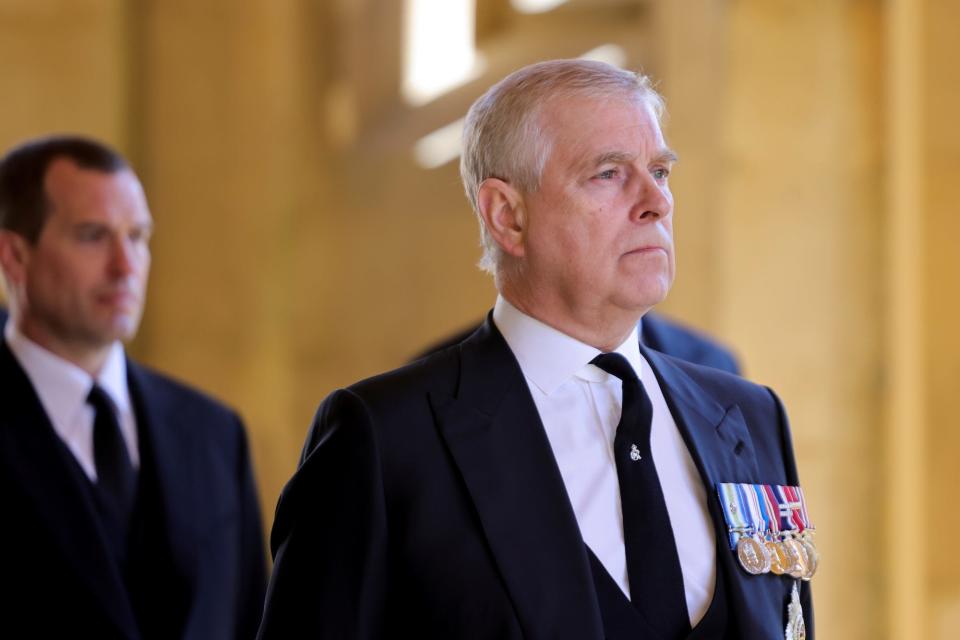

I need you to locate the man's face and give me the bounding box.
[518,94,676,322]
[8,158,153,356]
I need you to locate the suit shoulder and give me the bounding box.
[346,345,461,406]
[656,350,777,406]
[301,347,461,458]
[127,360,245,435]
[129,360,235,412]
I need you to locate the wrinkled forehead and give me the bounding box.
[535,91,665,162]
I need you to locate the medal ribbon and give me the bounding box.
[760,484,782,538]
[751,484,772,540]
[737,483,765,539]
[719,483,816,548]
[777,485,805,533]
[717,483,749,548]
[791,485,814,532]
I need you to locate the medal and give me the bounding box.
[717,482,817,581]
[783,535,808,579]
[785,581,806,640]
[758,485,789,575]
[799,533,819,580]
[736,535,771,575]
[726,484,773,575]
[781,485,818,580]
[766,540,788,575]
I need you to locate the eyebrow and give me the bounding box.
[71,219,155,233]
[588,148,679,169]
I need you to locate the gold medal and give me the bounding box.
[766,539,788,575]
[783,537,807,579]
[736,535,771,575]
[785,581,806,640]
[799,536,819,581]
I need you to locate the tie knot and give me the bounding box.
[87,384,114,413]
[590,352,639,384]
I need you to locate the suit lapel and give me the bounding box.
[0,342,139,638]
[429,319,604,640]
[642,346,760,485]
[643,347,788,636]
[126,362,199,605]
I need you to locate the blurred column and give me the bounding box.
[886,0,924,637]
[921,0,960,636]
[685,1,885,638]
[729,0,884,633]
[134,0,323,519]
[654,0,728,332]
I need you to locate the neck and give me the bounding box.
[18,321,111,377]
[499,285,642,352]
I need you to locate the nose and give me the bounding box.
[108,236,137,276]
[632,172,672,221]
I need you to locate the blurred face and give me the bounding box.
[515,94,676,334]
[2,158,153,364]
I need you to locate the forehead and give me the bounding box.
[43,157,150,224]
[538,94,666,166]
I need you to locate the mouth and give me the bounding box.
[98,290,140,310]
[623,246,669,257]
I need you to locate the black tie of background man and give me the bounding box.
[88,385,138,567]
[590,353,691,638]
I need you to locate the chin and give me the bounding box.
[621,282,670,311]
[99,316,141,344]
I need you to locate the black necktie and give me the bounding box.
[88,385,137,554]
[590,353,690,638]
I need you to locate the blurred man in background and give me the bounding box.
[0,135,266,639]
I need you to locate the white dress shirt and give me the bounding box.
[493,296,716,625]
[5,320,139,480]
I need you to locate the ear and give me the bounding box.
[476,178,526,258]
[0,230,30,288]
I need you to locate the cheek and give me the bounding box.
[136,252,151,280]
[30,253,74,291]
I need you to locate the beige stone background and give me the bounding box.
[1,1,957,637]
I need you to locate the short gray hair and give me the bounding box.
[460,59,665,276]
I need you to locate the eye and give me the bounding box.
[129,225,153,244]
[75,225,109,243]
[651,166,671,181]
[594,168,619,180]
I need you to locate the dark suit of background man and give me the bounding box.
[259,59,814,639]
[0,136,267,639]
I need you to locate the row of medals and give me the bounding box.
[736,529,818,580]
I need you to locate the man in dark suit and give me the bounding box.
[260,59,814,639]
[0,135,266,639]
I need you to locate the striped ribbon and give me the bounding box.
[717,483,813,549]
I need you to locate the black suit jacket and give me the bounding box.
[259,316,812,638]
[0,340,267,639]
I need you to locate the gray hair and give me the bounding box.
[460,59,665,276]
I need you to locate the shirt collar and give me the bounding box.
[492,295,643,395]
[4,319,131,424]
